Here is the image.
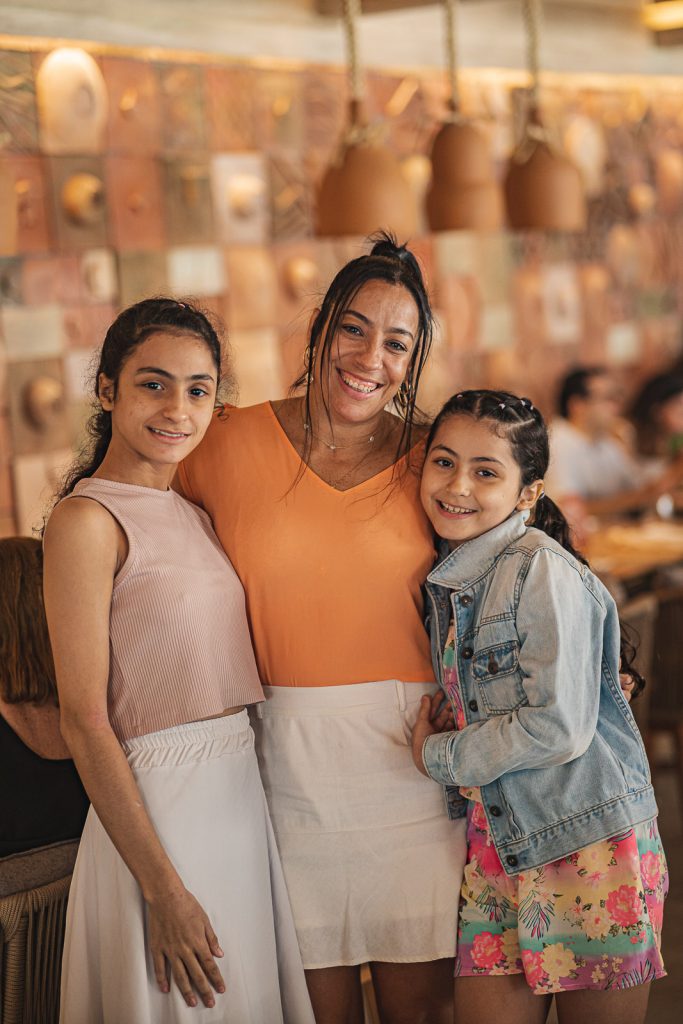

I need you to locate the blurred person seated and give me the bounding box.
[631,370,683,470]
[546,366,683,522]
[0,537,89,858]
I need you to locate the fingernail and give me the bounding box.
[217,946,224,957]
[218,985,225,994]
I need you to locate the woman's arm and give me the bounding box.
[414,548,609,787]
[43,498,225,1010]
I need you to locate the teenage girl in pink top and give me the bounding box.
[43,299,314,1024]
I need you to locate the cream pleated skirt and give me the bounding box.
[252,680,467,970]
[59,712,315,1024]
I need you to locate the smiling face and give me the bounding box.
[99,330,218,475]
[315,278,419,427]
[420,413,543,548]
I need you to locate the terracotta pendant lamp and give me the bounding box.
[316,0,418,238]
[427,0,503,231]
[504,0,586,231]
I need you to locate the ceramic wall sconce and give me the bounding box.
[36,47,108,155]
[7,359,70,457]
[62,172,106,225]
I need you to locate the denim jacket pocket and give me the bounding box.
[471,640,527,714]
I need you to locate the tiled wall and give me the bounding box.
[1,42,682,535]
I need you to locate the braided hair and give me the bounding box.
[427,389,645,695]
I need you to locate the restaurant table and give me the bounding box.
[584,519,683,590]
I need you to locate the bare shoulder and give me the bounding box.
[44,496,121,572]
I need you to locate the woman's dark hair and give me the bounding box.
[630,371,683,457]
[427,388,645,696]
[0,537,57,705]
[292,231,434,466]
[56,297,225,500]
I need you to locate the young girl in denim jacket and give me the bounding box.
[411,389,667,1024]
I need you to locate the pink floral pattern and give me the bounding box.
[442,620,668,993]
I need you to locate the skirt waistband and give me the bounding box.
[122,709,252,768]
[255,680,435,718]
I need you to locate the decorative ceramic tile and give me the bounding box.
[102,56,161,156]
[12,447,72,535]
[163,157,214,246]
[253,71,304,151]
[301,70,346,155]
[268,151,312,242]
[7,358,69,456]
[0,258,23,304]
[0,413,15,520]
[541,263,583,346]
[80,248,118,304]
[434,274,481,352]
[230,328,284,407]
[105,156,165,251]
[225,246,277,330]
[49,156,108,251]
[64,347,96,401]
[366,72,433,158]
[84,303,117,348]
[35,48,108,156]
[0,51,39,153]
[273,240,332,328]
[205,66,257,151]
[479,303,515,351]
[157,63,207,152]
[118,252,167,307]
[0,305,65,361]
[62,305,92,350]
[167,245,225,297]
[0,154,53,254]
[476,235,514,303]
[21,255,82,306]
[433,231,477,278]
[606,321,642,364]
[211,153,271,245]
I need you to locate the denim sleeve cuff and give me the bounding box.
[422,732,457,786]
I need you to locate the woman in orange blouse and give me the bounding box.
[179,235,466,1024]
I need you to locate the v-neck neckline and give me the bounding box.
[266,401,407,495]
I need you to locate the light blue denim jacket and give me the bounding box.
[422,510,657,876]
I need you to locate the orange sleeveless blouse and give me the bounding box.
[178,403,436,687]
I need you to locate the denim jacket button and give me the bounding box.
[461,646,474,659]
[488,657,499,673]
[468,699,478,712]
[460,594,472,607]
[506,855,518,867]
[489,805,502,816]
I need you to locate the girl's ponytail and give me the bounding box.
[532,494,587,565]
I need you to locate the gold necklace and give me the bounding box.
[302,419,378,452]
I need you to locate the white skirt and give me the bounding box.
[60,712,315,1024]
[252,681,467,970]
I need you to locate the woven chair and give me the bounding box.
[0,840,78,1024]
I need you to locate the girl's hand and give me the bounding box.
[148,887,225,1008]
[411,693,451,777]
[620,672,635,703]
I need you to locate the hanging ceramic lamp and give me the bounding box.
[503,0,586,231]
[316,0,418,238]
[427,0,503,231]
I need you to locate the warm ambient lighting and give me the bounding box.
[642,1,683,31]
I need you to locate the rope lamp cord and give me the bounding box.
[343,0,363,104]
[524,0,542,109]
[444,0,460,114]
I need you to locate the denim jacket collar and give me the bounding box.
[427,510,530,591]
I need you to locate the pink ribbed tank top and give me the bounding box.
[65,477,264,741]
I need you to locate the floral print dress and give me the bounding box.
[442,620,668,993]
